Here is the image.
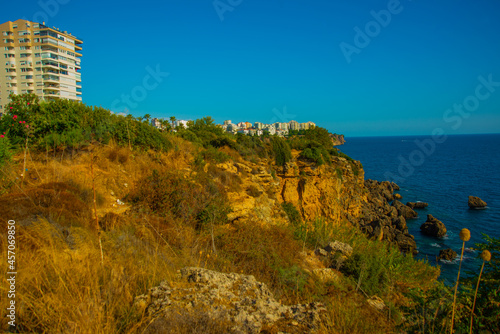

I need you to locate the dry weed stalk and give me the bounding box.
[469,250,491,334]
[90,146,104,265]
[451,228,470,333]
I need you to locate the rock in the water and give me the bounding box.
[392,200,418,219]
[406,202,429,209]
[134,267,326,334]
[394,193,403,200]
[468,196,487,209]
[420,214,447,238]
[437,248,457,261]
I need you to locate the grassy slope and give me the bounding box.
[0,139,441,333]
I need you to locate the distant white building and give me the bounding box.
[265,126,276,135]
[174,120,190,128]
[151,118,162,129]
[226,123,240,133]
[289,120,299,131]
[275,122,289,130]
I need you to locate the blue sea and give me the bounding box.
[340,134,500,284]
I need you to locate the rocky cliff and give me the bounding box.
[330,133,346,146]
[214,150,416,254]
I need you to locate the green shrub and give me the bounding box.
[282,202,302,227]
[271,136,291,167]
[299,147,325,165]
[201,147,230,164]
[0,94,173,152]
[131,169,230,230]
[0,135,13,167]
[460,234,500,333]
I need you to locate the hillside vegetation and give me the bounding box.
[0,95,498,333]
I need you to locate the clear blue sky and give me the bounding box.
[3,0,500,136]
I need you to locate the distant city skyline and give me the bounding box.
[1,0,500,137]
[150,117,316,137]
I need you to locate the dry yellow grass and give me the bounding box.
[0,140,441,333]
[0,142,202,333]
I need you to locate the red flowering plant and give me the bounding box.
[0,93,39,146]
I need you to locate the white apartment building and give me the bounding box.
[0,19,83,115]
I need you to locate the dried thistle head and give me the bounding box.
[459,228,471,242]
[480,250,491,262]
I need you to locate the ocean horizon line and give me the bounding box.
[343,132,500,139]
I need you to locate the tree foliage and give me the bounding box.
[0,93,173,152]
[271,136,291,167]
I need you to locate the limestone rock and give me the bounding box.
[437,248,457,261]
[392,200,418,219]
[367,295,386,311]
[420,214,447,238]
[322,241,353,257]
[313,268,341,283]
[468,196,487,209]
[406,202,429,209]
[395,233,418,255]
[134,267,326,334]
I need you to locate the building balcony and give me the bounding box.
[43,75,60,83]
[42,62,59,70]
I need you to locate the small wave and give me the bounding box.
[465,248,477,253]
[431,243,441,248]
[440,259,459,265]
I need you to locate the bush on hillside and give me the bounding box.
[0,93,173,152]
[271,136,291,167]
